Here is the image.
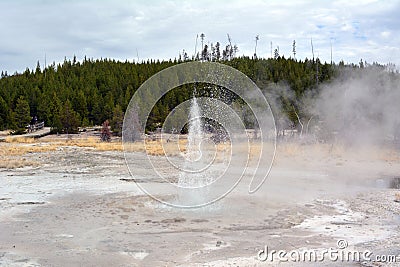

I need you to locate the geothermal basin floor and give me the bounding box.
[0,145,400,266]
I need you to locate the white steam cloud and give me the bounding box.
[265,67,400,147]
[316,67,400,146]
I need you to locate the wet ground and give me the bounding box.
[0,145,400,266]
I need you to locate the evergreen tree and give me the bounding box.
[37,92,51,126]
[0,96,10,130]
[49,93,63,133]
[60,99,80,134]
[110,104,124,136]
[74,90,88,123]
[13,96,31,134]
[0,53,355,133]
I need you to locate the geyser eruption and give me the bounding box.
[185,96,203,164]
[178,95,215,203]
[123,61,276,208]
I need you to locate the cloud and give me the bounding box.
[0,0,399,73]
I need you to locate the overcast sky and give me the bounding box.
[1,0,399,73]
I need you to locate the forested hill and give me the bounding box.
[0,56,374,134]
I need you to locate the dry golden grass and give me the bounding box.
[233,142,255,160]
[62,137,123,151]
[0,136,126,168]
[5,136,36,143]
[123,139,234,160]
[275,142,347,158]
[0,143,58,156]
[122,136,400,169]
[277,142,303,157]
[146,140,177,156]
[271,142,400,167]
[0,158,39,169]
[3,134,399,166]
[1,136,124,159]
[119,140,169,155]
[378,149,400,163]
[132,139,188,156]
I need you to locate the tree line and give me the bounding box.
[0,51,392,135]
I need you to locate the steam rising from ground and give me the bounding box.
[316,67,400,146]
[266,67,400,148]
